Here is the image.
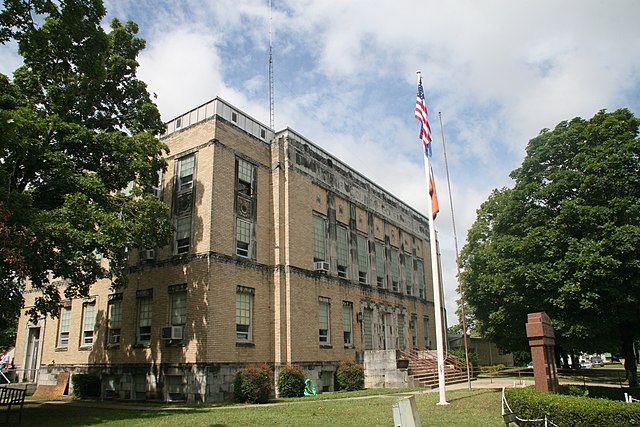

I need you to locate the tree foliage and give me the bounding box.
[0,0,172,325]
[461,109,640,384]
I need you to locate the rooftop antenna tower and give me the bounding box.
[268,0,275,129]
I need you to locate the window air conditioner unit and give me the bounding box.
[314,261,329,272]
[161,326,184,340]
[108,334,120,345]
[141,248,156,261]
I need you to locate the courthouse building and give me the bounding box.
[14,97,440,402]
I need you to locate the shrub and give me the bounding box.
[336,360,364,391]
[277,365,305,398]
[71,373,101,399]
[505,386,640,425]
[233,364,273,404]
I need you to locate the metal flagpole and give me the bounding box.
[438,112,472,390]
[417,71,448,405]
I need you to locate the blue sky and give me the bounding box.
[2,0,640,326]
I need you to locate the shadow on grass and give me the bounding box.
[18,401,200,427]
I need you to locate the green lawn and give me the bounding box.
[15,389,505,427]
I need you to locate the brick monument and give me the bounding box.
[525,312,559,392]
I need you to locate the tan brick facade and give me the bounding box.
[14,98,439,402]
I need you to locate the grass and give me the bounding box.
[14,389,504,427]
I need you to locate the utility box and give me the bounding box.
[392,395,421,427]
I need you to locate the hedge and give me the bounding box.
[336,360,364,391]
[277,365,305,398]
[505,386,640,426]
[233,364,273,404]
[71,373,101,399]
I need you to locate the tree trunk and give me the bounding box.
[622,338,638,388]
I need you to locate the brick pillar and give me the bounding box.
[525,312,559,393]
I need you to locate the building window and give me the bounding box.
[356,234,368,285]
[235,218,251,257]
[174,154,195,254]
[81,300,96,347]
[175,215,192,254]
[404,255,413,295]
[423,316,430,349]
[416,259,426,299]
[363,308,373,350]
[170,291,187,326]
[390,248,400,292]
[107,294,123,346]
[177,154,195,191]
[313,214,327,262]
[236,286,254,342]
[342,302,353,346]
[397,314,406,349]
[318,297,331,344]
[336,225,349,278]
[57,304,71,349]
[137,290,153,345]
[236,158,255,196]
[374,241,385,288]
[411,314,418,348]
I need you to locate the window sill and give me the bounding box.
[134,343,151,349]
[106,344,121,350]
[236,341,255,347]
[343,344,354,349]
[54,347,68,352]
[320,344,333,349]
[79,346,93,351]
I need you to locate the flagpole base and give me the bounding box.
[437,401,450,406]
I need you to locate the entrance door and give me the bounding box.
[24,328,40,382]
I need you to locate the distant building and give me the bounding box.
[14,97,440,402]
[448,334,514,367]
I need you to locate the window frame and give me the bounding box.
[81,300,96,348]
[318,297,331,345]
[312,214,327,262]
[336,224,349,278]
[342,302,353,347]
[236,286,254,343]
[57,304,71,349]
[136,291,153,346]
[356,234,368,285]
[107,294,123,346]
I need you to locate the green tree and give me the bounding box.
[0,0,173,328]
[461,109,640,386]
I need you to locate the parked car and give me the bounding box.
[580,360,593,369]
[527,361,533,369]
[590,356,603,367]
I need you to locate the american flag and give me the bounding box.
[415,77,432,157]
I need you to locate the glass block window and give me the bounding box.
[336,225,349,278]
[313,214,326,262]
[357,234,368,284]
[57,305,71,348]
